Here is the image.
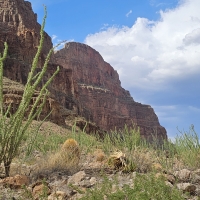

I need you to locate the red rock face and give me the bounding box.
[0,0,167,142]
[2,77,67,126]
[0,0,76,111]
[54,43,167,142]
[0,0,52,70]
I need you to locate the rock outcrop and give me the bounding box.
[2,77,69,126]
[0,0,77,112]
[0,0,167,142]
[54,43,167,142]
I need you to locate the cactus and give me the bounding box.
[62,138,79,150]
[42,138,81,172]
[62,139,80,156]
[61,138,80,164]
[0,6,60,177]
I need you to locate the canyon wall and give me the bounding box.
[0,0,77,111]
[54,43,167,141]
[0,0,167,142]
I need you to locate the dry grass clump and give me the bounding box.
[152,163,163,172]
[108,150,127,170]
[129,148,155,173]
[107,148,156,173]
[94,149,106,162]
[108,148,181,174]
[37,139,81,173]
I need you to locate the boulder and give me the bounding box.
[0,174,29,189]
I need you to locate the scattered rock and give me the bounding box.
[191,174,200,184]
[188,197,199,200]
[165,181,173,188]
[48,191,67,200]
[194,169,200,176]
[195,187,200,197]
[0,174,29,189]
[79,179,92,188]
[32,181,51,199]
[176,183,196,194]
[165,174,176,185]
[68,171,86,186]
[2,160,200,199]
[89,177,97,186]
[174,169,192,182]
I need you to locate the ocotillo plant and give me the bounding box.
[0,6,59,177]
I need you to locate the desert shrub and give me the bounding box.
[37,139,81,173]
[80,173,184,200]
[101,125,147,154]
[94,149,106,162]
[174,125,200,169]
[127,148,156,173]
[107,147,156,173]
[103,126,156,173]
[70,122,101,154]
[0,6,59,177]
[152,125,200,172]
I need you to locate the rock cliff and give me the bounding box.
[0,0,77,111]
[54,43,167,142]
[2,77,67,126]
[0,0,167,142]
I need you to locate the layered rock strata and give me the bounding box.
[0,0,77,111]
[54,43,167,141]
[2,77,68,126]
[0,0,167,142]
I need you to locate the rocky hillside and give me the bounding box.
[0,0,167,142]
[0,124,199,200]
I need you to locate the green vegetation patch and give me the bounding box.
[80,173,184,200]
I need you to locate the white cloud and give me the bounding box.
[52,35,57,41]
[85,0,200,91]
[183,28,200,46]
[100,24,110,31]
[126,10,132,17]
[53,39,74,51]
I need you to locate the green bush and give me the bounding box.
[0,6,59,177]
[80,173,184,200]
[174,125,200,168]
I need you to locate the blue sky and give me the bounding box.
[28,0,200,140]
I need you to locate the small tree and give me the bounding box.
[0,6,59,177]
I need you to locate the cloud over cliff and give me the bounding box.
[85,0,200,92]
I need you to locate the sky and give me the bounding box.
[28,0,200,140]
